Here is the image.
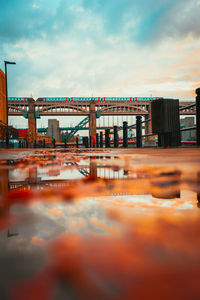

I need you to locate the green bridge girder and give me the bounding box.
[65,116,89,141]
[37,126,127,133]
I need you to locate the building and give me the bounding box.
[180,117,196,141]
[0,69,6,125]
[47,119,60,141]
[0,69,19,147]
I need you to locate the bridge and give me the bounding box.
[3,155,190,200]
[18,126,148,133]
[8,99,196,146]
[5,160,144,196]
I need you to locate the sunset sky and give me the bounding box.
[1,0,200,127]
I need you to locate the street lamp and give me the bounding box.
[4,61,16,148]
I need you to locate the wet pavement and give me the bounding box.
[0,148,200,300]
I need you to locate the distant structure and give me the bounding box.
[47,119,60,141]
[180,117,196,141]
[0,69,6,125]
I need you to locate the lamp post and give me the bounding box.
[4,61,16,148]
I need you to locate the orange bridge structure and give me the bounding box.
[8,99,196,145]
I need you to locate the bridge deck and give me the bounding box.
[8,100,196,115]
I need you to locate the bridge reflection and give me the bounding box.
[7,160,134,190]
[0,158,199,203]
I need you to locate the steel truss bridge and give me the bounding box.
[8,99,196,145]
[8,100,196,116]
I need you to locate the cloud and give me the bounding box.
[0,0,100,45]
[1,0,200,47]
[47,206,64,218]
[81,0,200,43]
[3,35,200,102]
[1,0,200,131]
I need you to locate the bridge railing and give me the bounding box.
[91,89,199,149]
[141,90,199,148]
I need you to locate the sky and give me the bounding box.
[0,0,200,128]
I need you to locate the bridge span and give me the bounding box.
[8,99,196,146]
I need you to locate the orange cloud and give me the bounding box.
[47,206,64,218]
[31,237,45,246]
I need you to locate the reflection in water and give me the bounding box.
[197,172,200,203]
[4,158,200,204]
[0,149,200,299]
[0,169,9,197]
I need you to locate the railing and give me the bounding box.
[2,90,199,149]
[179,103,196,111]
[180,126,196,132]
[82,88,199,149]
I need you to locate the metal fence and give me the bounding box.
[89,88,200,148]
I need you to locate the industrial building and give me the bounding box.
[47,119,60,141]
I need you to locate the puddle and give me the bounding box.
[0,148,200,299]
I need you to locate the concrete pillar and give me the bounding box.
[27,100,36,147]
[148,104,152,135]
[136,116,142,148]
[89,161,97,178]
[145,105,152,140]
[144,115,149,136]
[89,102,96,138]
[28,167,38,185]
[0,169,9,196]
[144,105,154,144]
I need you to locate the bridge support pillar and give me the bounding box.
[89,102,96,138]
[28,167,38,185]
[145,105,152,141]
[0,169,9,196]
[27,100,36,147]
[90,161,97,178]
